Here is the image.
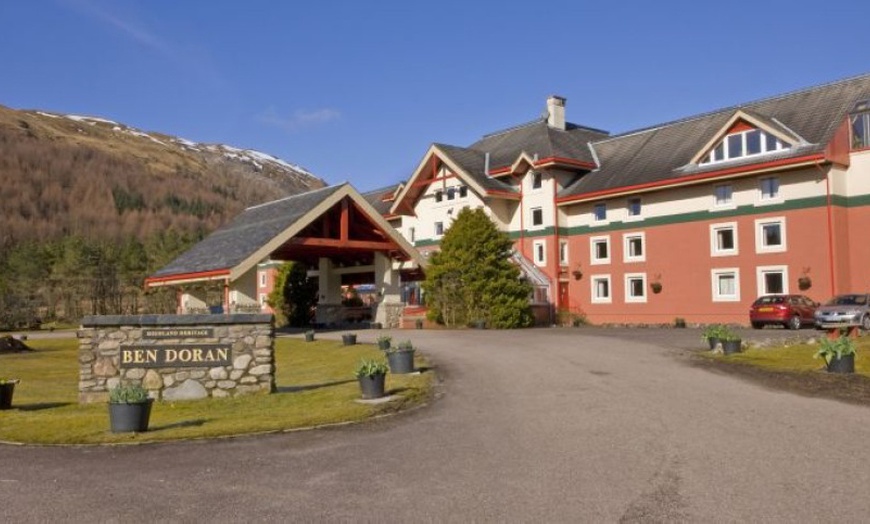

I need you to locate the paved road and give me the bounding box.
[2,327,868,522]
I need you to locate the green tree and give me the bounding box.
[267,262,318,327]
[423,208,533,328]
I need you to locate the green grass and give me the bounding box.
[705,337,870,376]
[0,337,433,445]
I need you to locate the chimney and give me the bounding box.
[546,95,566,130]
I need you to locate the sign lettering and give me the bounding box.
[142,328,214,339]
[119,344,231,368]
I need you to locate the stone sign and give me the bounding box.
[78,314,275,403]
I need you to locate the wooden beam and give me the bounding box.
[290,237,400,251]
[340,199,349,242]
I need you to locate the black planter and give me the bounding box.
[722,339,742,355]
[827,353,855,373]
[472,320,486,329]
[304,333,315,342]
[108,400,153,433]
[415,319,423,329]
[0,382,17,410]
[706,337,719,351]
[342,334,357,346]
[387,350,415,374]
[378,340,391,351]
[358,374,386,399]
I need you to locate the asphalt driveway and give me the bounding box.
[1,327,867,522]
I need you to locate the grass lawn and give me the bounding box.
[705,336,870,376]
[0,337,434,445]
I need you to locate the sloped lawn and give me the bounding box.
[0,337,433,445]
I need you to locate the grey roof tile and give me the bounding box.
[361,184,401,215]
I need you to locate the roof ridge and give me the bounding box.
[595,71,870,144]
[480,118,546,139]
[244,183,342,211]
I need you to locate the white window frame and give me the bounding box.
[533,239,546,266]
[623,232,646,263]
[755,217,786,253]
[700,129,789,165]
[757,265,789,296]
[592,202,607,224]
[591,274,612,304]
[626,197,642,220]
[711,268,741,302]
[710,222,738,257]
[259,273,267,287]
[531,171,543,190]
[590,235,611,265]
[530,207,544,228]
[758,176,781,204]
[434,221,444,237]
[559,240,568,266]
[624,273,647,303]
[713,183,734,209]
[259,293,268,306]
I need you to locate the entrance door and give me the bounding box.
[559,282,570,311]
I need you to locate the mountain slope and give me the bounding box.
[0,104,326,246]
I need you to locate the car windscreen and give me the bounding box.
[827,295,865,306]
[754,296,785,305]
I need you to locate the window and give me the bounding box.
[259,293,268,306]
[623,233,645,262]
[447,187,456,200]
[625,273,647,303]
[409,227,415,243]
[533,240,546,266]
[627,197,642,218]
[714,184,733,207]
[435,221,444,236]
[531,207,544,227]
[759,177,780,201]
[700,128,789,164]
[757,266,788,296]
[259,273,267,287]
[593,203,607,223]
[591,275,611,303]
[532,171,542,190]
[710,222,738,256]
[459,186,468,198]
[559,240,568,266]
[590,236,610,265]
[755,217,786,253]
[711,268,740,302]
[434,191,443,203]
[851,100,870,149]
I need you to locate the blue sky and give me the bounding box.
[2,0,869,191]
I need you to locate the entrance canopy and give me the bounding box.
[145,183,425,289]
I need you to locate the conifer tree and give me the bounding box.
[423,208,533,328]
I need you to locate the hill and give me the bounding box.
[0,104,326,246]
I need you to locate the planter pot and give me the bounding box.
[472,320,486,329]
[358,374,386,399]
[378,340,391,351]
[342,334,357,346]
[304,333,315,342]
[387,350,415,374]
[108,400,153,433]
[827,353,855,374]
[722,339,742,355]
[415,319,423,330]
[0,382,17,410]
[705,337,719,351]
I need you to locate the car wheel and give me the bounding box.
[787,316,801,330]
[751,322,763,329]
[862,315,870,331]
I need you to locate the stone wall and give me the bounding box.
[78,314,275,404]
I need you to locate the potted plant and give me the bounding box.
[342,332,357,346]
[108,383,153,433]
[0,379,20,410]
[701,324,725,350]
[798,267,812,291]
[719,328,742,355]
[571,265,583,280]
[814,335,856,373]
[304,329,315,342]
[650,281,663,294]
[415,318,424,329]
[354,358,389,399]
[377,335,392,351]
[386,340,415,374]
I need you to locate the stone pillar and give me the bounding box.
[318,257,342,303]
[374,252,402,327]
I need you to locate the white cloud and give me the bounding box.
[257,107,342,132]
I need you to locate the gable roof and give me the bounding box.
[558,73,870,201]
[147,183,424,286]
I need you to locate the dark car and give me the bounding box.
[813,293,870,330]
[749,295,818,330]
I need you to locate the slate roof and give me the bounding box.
[150,184,346,278]
[361,184,401,215]
[434,143,517,194]
[559,73,870,199]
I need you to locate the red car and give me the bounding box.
[749,295,819,330]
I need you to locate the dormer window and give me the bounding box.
[851,99,870,150]
[700,128,790,165]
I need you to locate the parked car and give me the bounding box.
[814,293,870,330]
[749,295,818,330]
